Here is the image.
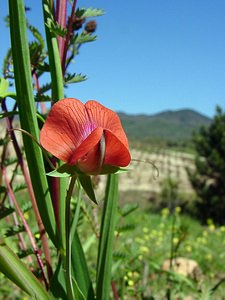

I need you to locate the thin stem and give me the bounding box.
[79,205,100,238]
[111,281,120,300]
[166,214,176,300]
[64,175,77,300]
[70,181,82,240]
[55,0,67,64]
[3,168,49,290]
[2,101,53,279]
[2,163,33,265]
[62,0,77,74]
[33,72,47,114]
[9,128,55,170]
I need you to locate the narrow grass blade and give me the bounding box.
[0,242,51,300]
[50,232,95,300]
[70,178,93,298]
[8,0,57,245]
[71,232,95,300]
[96,174,119,300]
[78,174,97,204]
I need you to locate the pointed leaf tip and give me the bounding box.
[78,174,97,204]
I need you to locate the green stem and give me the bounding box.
[64,175,77,300]
[70,181,82,239]
[96,174,119,300]
[8,0,57,246]
[42,0,64,103]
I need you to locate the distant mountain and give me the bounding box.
[118,109,211,143]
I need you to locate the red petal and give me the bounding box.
[68,127,103,165]
[40,98,93,163]
[85,100,129,149]
[104,130,131,167]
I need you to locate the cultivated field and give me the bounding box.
[96,148,195,207]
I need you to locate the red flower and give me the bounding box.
[40,98,131,175]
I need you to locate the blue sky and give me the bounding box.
[1,0,225,118]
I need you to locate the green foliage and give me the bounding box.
[96,174,119,300]
[0,110,18,119]
[188,106,225,224]
[160,177,180,211]
[0,78,9,99]
[107,208,225,298]
[5,225,25,237]
[43,0,67,37]
[13,183,27,193]
[0,242,52,299]
[64,72,87,84]
[0,206,15,220]
[73,32,97,44]
[77,7,104,18]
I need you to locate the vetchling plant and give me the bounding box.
[0,1,131,299]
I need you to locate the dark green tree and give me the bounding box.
[187,106,225,224]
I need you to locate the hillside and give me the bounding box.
[118,109,211,144]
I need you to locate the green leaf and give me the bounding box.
[117,223,136,233]
[78,174,97,204]
[72,277,85,300]
[0,111,18,119]
[50,232,95,300]
[27,23,45,49]
[0,242,51,299]
[64,73,87,84]
[0,78,17,101]
[13,183,27,193]
[82,234,96,253]
[164,269,194,288]
[81,7,104,18]
[71,232,95,300]
[0,137,9,146]
[46,19,67,37]
[43,2,67,37]
[5,225,25,237]
[0,186,7,194]
[46,164,78,177]
[113,252,127,260]
[74,33,96,45]
[36,62,50,72]
[17,248,33,259]
[0,206,14,220]
[38,82,52,94]
[0,78,9,96]
[21,202,32,213]
[3,157,18,167]
[35,93,51,102]
[114,167,130,174]
[119,203,139,217]
[96,174,119,300]
[46,170,71,178]
[29,41,43,66]
[49,259,67,299]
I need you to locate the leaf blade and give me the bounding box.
[96,174,119,300]
[0,242,51,300]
